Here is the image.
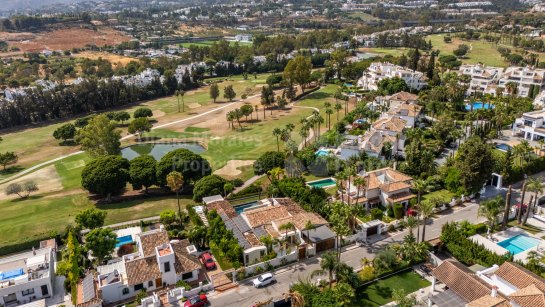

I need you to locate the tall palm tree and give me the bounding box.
[502,185,512,229]
[412,179,431,242]
[405,216,418,238]
[310,251,338,288]
[166,171,184,228]
[325,108,333,130]
[304,220,316,244]
[523,178,543,225]
[273,128,282,152]
[345,167,356,206]
[334,103,342,121]
[419,199,435,243]
[259,235,274,254]
[279,222,295,245]
[518,182,528,224]
[254,105,259,121]
[478,196,503,232]
[299,127,309,148]
[284,290,305,307]
[353,177,366,208]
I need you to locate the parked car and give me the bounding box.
[200,252,217,270]
[252,273,276,288]
[184,294,208,307]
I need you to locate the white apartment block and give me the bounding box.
[357,62,427,91]
[513,110,545,141]
[498,66,545,98]
[459,64,504,96]
[96,230,201,305]
[0,240,56,307]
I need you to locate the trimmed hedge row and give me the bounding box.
[0,233,61,256]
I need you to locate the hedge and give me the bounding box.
[0,233,61,256]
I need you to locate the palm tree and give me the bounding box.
[334,103,342,121]
[310,251,338,288]
[353,177,366,208]
[279,222,295,245]
[419,199,435,243]
[335,171,348,202]
[259,235,274,254]
[273,128,282,152]
[523,178,543,226]
[325,108,333,130]
[299,127,309,148]
[344,167,356,206]
[405,216,418,238]
[478,196,503,232]
[254,105,259,121]
[166,171,184,228]
[303,220,316,244]
[538,139,545,154]
[176,90,185,112]
[284,290,305,307]
[412,179,431,242]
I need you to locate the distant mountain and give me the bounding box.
[0,0,86,12]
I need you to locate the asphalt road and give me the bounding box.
[208,203,483,306]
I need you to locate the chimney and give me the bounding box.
[491,286,498,298]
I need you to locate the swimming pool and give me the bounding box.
[234,201,260,215]
[116,235,134,248]
[496,144,512,152]
[465,102,494,111]
[497,235,540,255]
[307,178,336,189]
[315,149,331,157]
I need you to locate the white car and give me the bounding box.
[252,273,276,288]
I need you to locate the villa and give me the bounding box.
[512,110,545,141]
[356,62,428,91]
[372,91,419,111]
[386,103,423,128]
[430,260,545,306]
[343,167,415,209]
[0,240,57,307]
[96,229,201,305]
[203,197,333,265]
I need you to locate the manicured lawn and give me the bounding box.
[179,40,252,48]
[358,47,409,58]
[0,193,197,248]
[54,153,90,189]
[354,270,431,307]
[507,220,542,235]
[422,189,455,204]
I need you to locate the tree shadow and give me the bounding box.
[0,165,25,176]
[138,136,162,142]
[59,140,77,146]
[373,284,393,299]
[9,194,44,203]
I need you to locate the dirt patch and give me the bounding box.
[3,27,130,52]
[0,165,63,201]
[214,160,255,177]
[186,103,201,109]
[152,110,166,119]
[74,51,136,67]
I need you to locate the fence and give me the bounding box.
[244,251,299,276]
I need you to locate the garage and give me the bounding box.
[304,225,336,253]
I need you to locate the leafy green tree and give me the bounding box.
[454,136,493,194]
[85,228,117,264]
[112,111,130,124]
[331,282,355,306]
[156,149,211,186]
[329,201,351,261]
[53,123,77,143]
[81,155,130,200]
[75,208,106,230]
[392,288,418,307]
[283,56,312,93]
[0,151,18,170]
[210,83,220,103]
[240,104,254,122]
[160,210,178,227]
[223,85,236,101]
[453,44,470,57]
[129,155,157,193]
[76,115,121,157]
[377,77,409,95]
[253,151,285,175]
[193,174,227,201]
[128,117,152,140]
[133,107,153,118]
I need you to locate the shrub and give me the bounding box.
[370,208,383,220]
[393,203,404,219]
[253,151,285,175]
[134,107,153,118]
[359,266,375,282]
[236,268,246,281]
[386,205,394,218]
[388,224,395,232]
[254,266,264,275]
[230,183,262,198]
[136,289,148,304]
[193,175,227,202]
[232,178,244,187]
[175,280,191,290]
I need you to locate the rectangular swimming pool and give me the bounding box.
[497,235,540,255]
[116,235,134,248]
[307,178,336,189]
[234,201,259,215]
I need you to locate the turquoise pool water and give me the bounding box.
[465,102,494,111]
[497,235,540,255]
[116,235,134,248]
[496,144,512,152]
[315,149,330,157]
[307,178,336,188]
[234,201,259,215]
[121,142,205,161]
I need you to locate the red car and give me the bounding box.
[200,252,217,270]
[184,294,208,307]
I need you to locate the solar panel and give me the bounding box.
[232,216,251,233]
[82,273,96,302]
[253,226,267,239]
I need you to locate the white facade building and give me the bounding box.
[458,64,504,96]
[498,66,545,98]
[513,110,545,141]
[0,244,56,307]
[357,62,427,91]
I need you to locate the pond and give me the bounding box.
[121,142,206,161]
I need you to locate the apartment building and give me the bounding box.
[459,64,504,96]
[96,230,201,305]
[357,62,427,91]
[512,110,545,141]
[498,66,545,98]
[0,240,56,307]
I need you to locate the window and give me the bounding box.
[164,261,171,273]
[22,288,35,296]
[260,250,265,257]
[134,283,144,291]
[245,255,249,264]
[148,281,154,287]
[122,288,129,295]
[182,272,193,280]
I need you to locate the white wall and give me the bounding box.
[243,251,299,276]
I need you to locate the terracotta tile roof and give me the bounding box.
[264,224,281,238]
[387,91,418,102]
[384,168,413,182]
[357,167,413,191]
[467,295,509,307]
[243,205,291,228]
[125,256,161,286]
[433,260,493,303]
[244,232,262,247]
[387,103,422,118]
[495,262,545,293]
[380,181,411,193]
[508,284,545,307]
[291,212,328,230]
[171,240,201,274]
[372,117,407,133]
[386,191,416,203]
[206,200,237,219]
[275,198,305,214]
[139,230,170,257]
[362,131,396,154]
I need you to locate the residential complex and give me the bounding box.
[459,63,504,96]
[357,62,428,91]
[512,109,545,141]
[0,240,57,307]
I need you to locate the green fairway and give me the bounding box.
[359,47,409,58]
[179,40,252,48]
[0,193,197,248]
[54,153,90,189]
[355,270,431,306]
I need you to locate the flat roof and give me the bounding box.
[306,225,336,243]
[202,195,224,204]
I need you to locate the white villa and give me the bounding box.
[96,229,201,305]
[0,240,57,307]
[459,63,504,96]
[512,109,545,141]
[357,62,428,91]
